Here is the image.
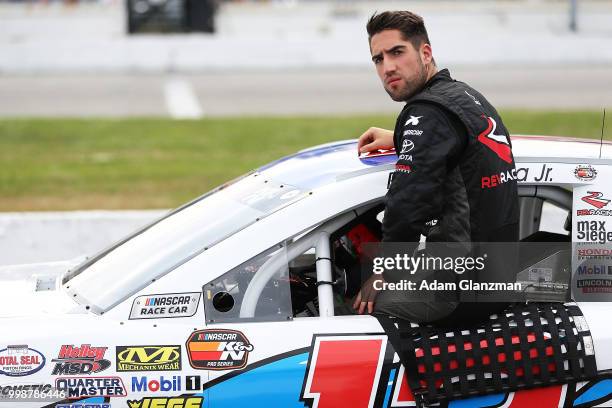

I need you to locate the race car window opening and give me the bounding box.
[63,172,310,313]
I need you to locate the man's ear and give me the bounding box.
[420,43,433,65]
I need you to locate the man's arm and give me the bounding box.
[383,103,466,242]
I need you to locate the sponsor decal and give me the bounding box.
[481,168,518,189]
[576,278,612,292]
[576,264,612,275]
[477,116,513,164]
[51,344,110,376]
[398,154,412,162]
[131,375,181,392]
[577,191,612,216]
[56,376,126,399]
[127,397,203,408]
[129,292,200,320]
[186,329,253,371]
[0,345,45,377]
[400,139,414,154]
[577,247,612,259]
[582,191,611,208]
[576,221,612,244]
[403,129,423,136]
[574,164,597,181]
[57,404,111,408]
[185,375,203,391]
[404,115,422,126]
[394,164,411,174]
[116,345,181,372]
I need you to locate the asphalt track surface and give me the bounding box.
[1,65,611,118]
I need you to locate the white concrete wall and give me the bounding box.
[0,210,166,266]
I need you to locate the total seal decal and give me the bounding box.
[116,345,181,372]
[0,345,45,377]
[51,344,111,376]
[55,376,127,399]
[186,329,254,370]
[127,396,203,408]
[129,292,201,320]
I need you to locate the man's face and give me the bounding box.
[370,29,429,102]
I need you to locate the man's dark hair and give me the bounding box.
[367,11,432,50]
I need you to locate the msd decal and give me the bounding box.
[0,345,45,377]
[51,345,110,376]
[187,329,254,370]
[477,117,513,164]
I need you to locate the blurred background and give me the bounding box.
[0,0,611,264]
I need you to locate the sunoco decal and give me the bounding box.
[129,292,201,320]
[0,345,45,377]
[186,329,253,371]
[55,376,126,399]
[51,344,110,375]
[116,345,181,372]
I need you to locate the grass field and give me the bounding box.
[0,111,608,211]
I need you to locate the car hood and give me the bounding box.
[0,257,86,317]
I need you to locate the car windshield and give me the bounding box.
[63,171,307,292]
[63,140,383,312]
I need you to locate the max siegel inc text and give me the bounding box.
[373,279,523,292]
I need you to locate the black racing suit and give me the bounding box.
[377,69,520,323]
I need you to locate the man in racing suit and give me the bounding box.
[353,11,519,323]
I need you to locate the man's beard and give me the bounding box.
[385,60,428,102]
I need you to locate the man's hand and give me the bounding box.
[357,127,394,154]
[352,274,384,314]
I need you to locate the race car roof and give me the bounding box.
[256,135,612,190]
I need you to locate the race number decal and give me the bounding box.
[301,335,387,408]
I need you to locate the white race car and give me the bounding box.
[1,135,612,408]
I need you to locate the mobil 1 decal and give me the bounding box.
[51,344,110,375]
[0,345,45,377]
[186,329,254,370]
[129,292,201,320]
